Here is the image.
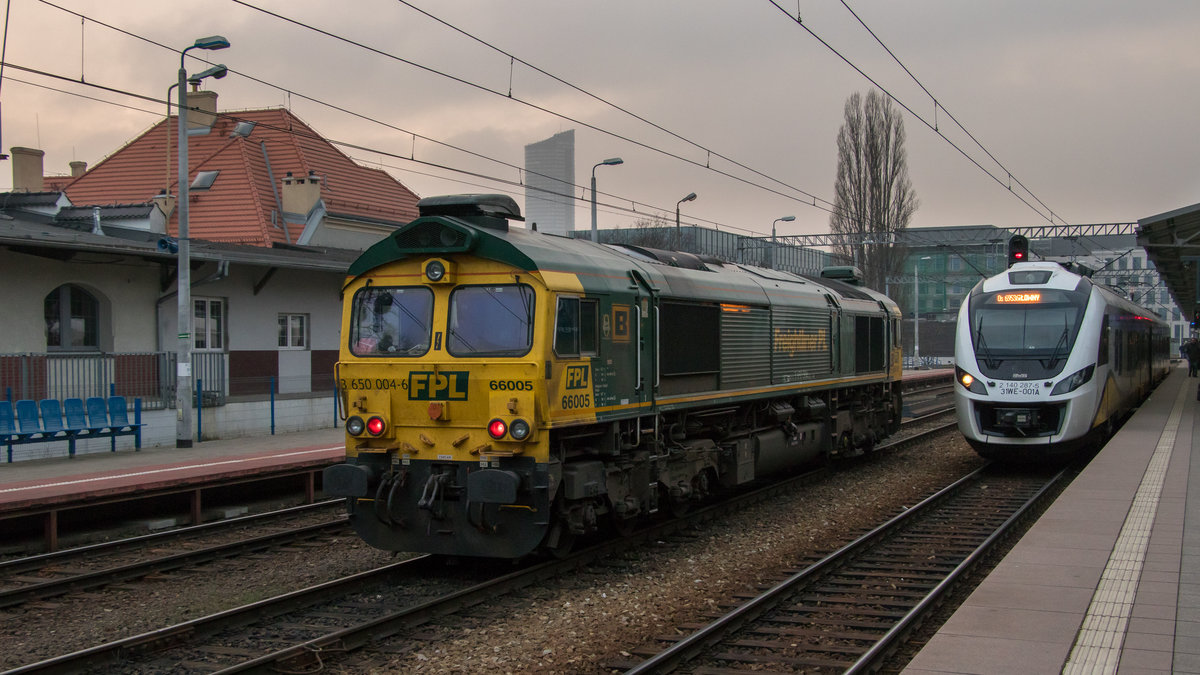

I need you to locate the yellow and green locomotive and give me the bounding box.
[324,194,903,558]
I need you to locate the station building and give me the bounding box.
[0,90,419,456]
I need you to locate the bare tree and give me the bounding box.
[830,89,918,291]
[603,213,677,250]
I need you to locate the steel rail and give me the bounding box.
[3,556,434,675]
[5,410,956,674]
[0,499,340,575]
[0,518,347,609]
[623,462,999,674]
[845,466,1069,673]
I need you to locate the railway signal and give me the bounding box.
[1007,235,1029,267]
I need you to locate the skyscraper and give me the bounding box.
[524,130,575,235]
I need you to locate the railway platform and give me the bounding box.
[905,365,1200,674]
[0,427,344,550]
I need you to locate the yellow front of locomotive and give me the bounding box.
[328,253,557,558]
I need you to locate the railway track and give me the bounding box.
[5,411,962,674]
[614,462,1069,673]
[0,500,346,609]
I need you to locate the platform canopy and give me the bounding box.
[1137,202,1200,319]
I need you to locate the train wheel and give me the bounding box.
[611,514,639,537]
[660,485,691,518]
[541,523,576,559]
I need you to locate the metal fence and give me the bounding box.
[0,351,228,409]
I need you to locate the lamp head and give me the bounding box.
[192,35,231,51]
[188,64,228,86]
[780,215,795,222]
[681,192,697,203]
[601,157,624,166]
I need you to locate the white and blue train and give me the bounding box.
[953,251,1170,461]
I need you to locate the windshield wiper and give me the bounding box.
[975,315,1000,369]
[447,326,476,352]
[1045,320,1070,369]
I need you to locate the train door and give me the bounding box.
[627,269,657,409]
[825,294,841,375]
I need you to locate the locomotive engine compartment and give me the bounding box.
[325,194,904,558]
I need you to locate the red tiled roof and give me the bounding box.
[64,107,420,246]
[43,175,74,192]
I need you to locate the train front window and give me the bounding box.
[969,288,1086,362]
[349,287,433,357]
[448,284,535,357]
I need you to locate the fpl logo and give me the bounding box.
[408,371,469,401]
[565,365,590,390]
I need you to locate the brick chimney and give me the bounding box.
[186,90,219,131]
[281,170,323,215]
[69,160,88,177]
[11,147,45,192]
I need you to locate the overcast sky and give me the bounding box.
[1,0,1197,239]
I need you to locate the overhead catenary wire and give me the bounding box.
[24,0,1051,241]
[0,62,749,236]
[27,0,846,236]
[224,0,840,217]
[766,0,1065,227]
[833,0,1065,226]
[388,0,834,211]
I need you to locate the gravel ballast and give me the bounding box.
[0,432,981,673]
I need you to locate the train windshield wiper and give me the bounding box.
[975,315,1000,369]
[1045,321,1070,369]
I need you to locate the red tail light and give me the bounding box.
[366,416,386,436]
[487,418,508,439]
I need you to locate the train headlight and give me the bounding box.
[1051,364,1095,395]
[509,418,531,441]
[956,366,988,395]
[346,416,366,436]
[425,259,446,282]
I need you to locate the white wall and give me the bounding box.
[0,249,160,353]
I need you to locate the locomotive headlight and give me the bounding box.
[509,418,531,441]
[956,366,988,395]
[346,416,366,436]
[1051,364,1095,395]
[425,259,446,282]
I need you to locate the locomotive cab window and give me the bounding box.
[350,287,433,356]
[448,284,535,357]
[554,297,599,357]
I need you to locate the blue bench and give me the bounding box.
[2,396,142,462]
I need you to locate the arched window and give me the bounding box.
[44,284,100,350]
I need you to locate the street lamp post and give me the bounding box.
[771,215,795,269]
[175,35,230,449]
[590,157,623,242]
[913,255,932,369]
[166,65,227,196]
[675,192,697,250]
